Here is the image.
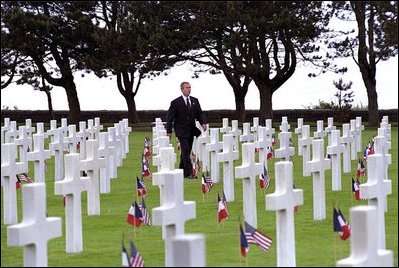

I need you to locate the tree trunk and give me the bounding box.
[126,97,140,123]
[64,79,81,124]
[362,75,379,127]
[258,85,273,123]
[352,2,379,127]
[44,90,55,120]
[234,93,246,123]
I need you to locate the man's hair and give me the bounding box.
[180,82,190,89]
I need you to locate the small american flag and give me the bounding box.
[356,159,366,177]
[260,166,271,189]
[18,173,33,183]
[201,175,210,193]
[244,221,272,253]
[129,240,144,267]
[137,176,147,197]
[139,198,151,226]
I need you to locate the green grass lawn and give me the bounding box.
[1,126,397,267]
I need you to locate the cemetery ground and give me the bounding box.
[1,125,397,267]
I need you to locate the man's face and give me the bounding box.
[181,83,191,96]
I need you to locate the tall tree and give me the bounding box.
[237,2,332,122]
[87,1,179,123]
[1,1,96,123]
[331,1,398,127]
[166,2,331,122]
[174,2,253,122]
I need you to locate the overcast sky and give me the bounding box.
[1,55,397,111]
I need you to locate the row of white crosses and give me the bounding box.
[151,118,172,173]
[2,117,131,266]
[275,116,294,162]
[150,116,392,267]
[152,146,205,267]
[1,121,51,226]
[233,116,303,265]
[338,119,393,267]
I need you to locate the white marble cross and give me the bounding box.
[313,120,325,139]
[279,116,290,132]
[217,134,239,201]
[355,117,364,152]
[108,127,122,167]
[114,122,126,159]
[153,129,167,155]
[373,129,391,213]
[106,129,119,179]
[7,183,62,267]
[349,119,358,160]
[239,122,254,143]
[298,125,313,177]
[27,131,51,183]
[274,130,294,162]
[156,147,177,211]
[55,153,89,253]
[340,123,353,173]
[152,118,166,148]
[46,120,58,143]
[255,126,273,172]
[1,117,11,144]
[359,150,392,250]
[220,118,231,134]
[250,117,259,141]
[306,139,331,220]
[14,126,32,163]
[35,122,48,138]
[86,119,97,140]
[60,118,69,138]
[24,118,35,150]
[205,128,222,183]
[336,206,393,267]
[152,153,197,267]
[380,120,391,142]
[197,125,210,172]
[294,118,303,155]
[77,121,89,161]
[266,161,303,267]
[1,143,27,225]
[153,147,176,241]
[265,119,275,140]
[153,136,172,171]
[324,117,336,146]
[326,129,344,191]
[98,132,112,193]
[378,125,392,153]
[229,119,241,151]
[121,119,131,154]
[375,128,392,183]
[94,117,104,132]
[235,142,263,228]
[66,124,80,153]
[5,120,18,143]
[49,127,67,182]
[80,139,106,215]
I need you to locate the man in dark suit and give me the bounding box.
[166,82,207,179]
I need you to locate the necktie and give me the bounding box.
[186,97,191,109]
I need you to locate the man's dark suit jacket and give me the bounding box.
[166,96,206,138]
